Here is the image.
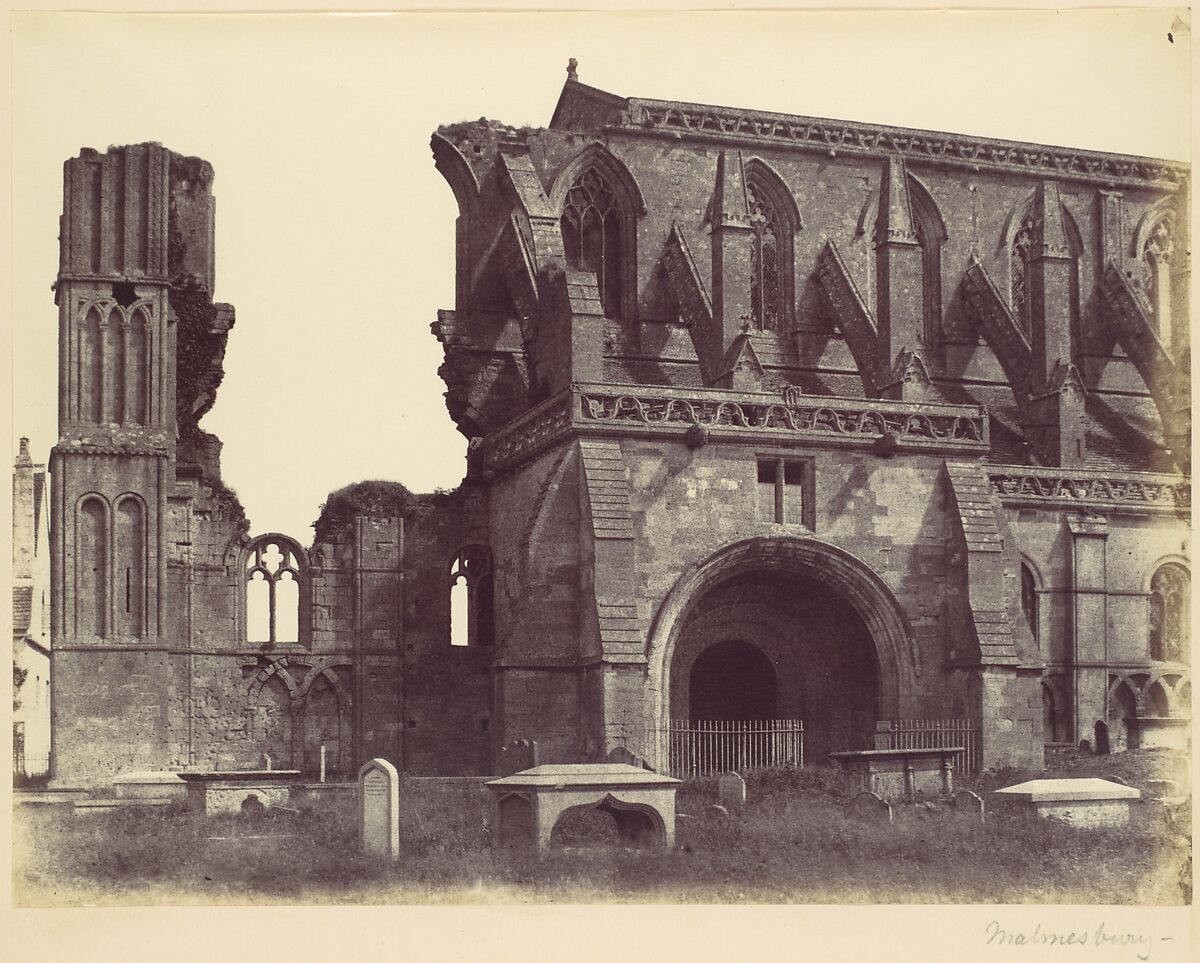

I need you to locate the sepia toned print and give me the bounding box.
[8,11,1192,945]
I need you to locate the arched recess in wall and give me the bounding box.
[75,494,109,637]
[449,544,494,648]
[431,132,481,316]
[906,172,948,347]
[1040,672,1068,744]
[644,533,920,771]
[79,303,104,422]
[1146,559,1189,663]
[858,173,947,344]
[743,158,802,333]
[1018,556,1042,648]
[1132,198,1182,351]
[113,494,147,639]
[103,304,125,424]
[1002,190,1084,344]
[242,534,309,647]
[549,142,646,322]
[127,303,151,425]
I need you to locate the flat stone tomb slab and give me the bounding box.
[828,748,961,801]
[178,770,304,817]
[486,764,681,852]
[995,778,1141,828]
[111,770,186,801]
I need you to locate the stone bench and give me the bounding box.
[828,747,961,801]
[486,763,680,852]
[178,770,303,816]
[994,778,1141,828]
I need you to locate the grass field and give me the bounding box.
[11,748,1190,906]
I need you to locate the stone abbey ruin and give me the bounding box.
[48,68,1190,784]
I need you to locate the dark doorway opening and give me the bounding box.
[689,639,778,721]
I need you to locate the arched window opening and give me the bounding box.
[77,496,108,637]
[747,182,783,330]
[1140,215,1175,349]
[561,167,622,319]
[128,307,149,425]
[244,538,304,645]
[80,306,103,422]
[114,497,145,639]
[1020,563,1039,643]
[449,545,493,648]
[1009,214,1035,337]
[1149,563,1189,662]
[104,307,125,424]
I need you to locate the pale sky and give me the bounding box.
[10,8,1191,540]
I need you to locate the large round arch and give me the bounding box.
[644,533,918,770]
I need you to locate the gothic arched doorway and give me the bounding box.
[689,639,779,721]
[646,534,916,773]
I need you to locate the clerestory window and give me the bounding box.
[561,166,623,319]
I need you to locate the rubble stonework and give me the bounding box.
[50,71,1190,783]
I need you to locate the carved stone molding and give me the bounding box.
[481,382,989,474]
[621,99,1188,190]
[988,467,1190,514]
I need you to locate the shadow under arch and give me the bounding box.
[644,533,918,770]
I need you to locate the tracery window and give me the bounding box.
[748,183,783,330]
[1148,563,1189,662]
[1140,215,1175,349]
[449,545,493,648]
[245,537,304,645]
[1009,215,1035,337]
[561,167,622,319]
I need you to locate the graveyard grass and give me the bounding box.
[12,749,1190,906]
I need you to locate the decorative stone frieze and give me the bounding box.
[988,466,1190,513]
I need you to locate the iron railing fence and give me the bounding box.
[13,748,50,783]
[874,718,981,774]
[666,718,804,779]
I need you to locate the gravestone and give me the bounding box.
[952,789,985,822]
[718,771,746,810]
[847,791,893,824]
[1094,721,1111,755]
[498,739,538,776]
[606,746,647,769]
[358,758,399,860]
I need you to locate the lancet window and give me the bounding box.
[449,545,493,648]
[1148,563,1189,663]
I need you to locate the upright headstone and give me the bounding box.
[718,771,747,810]
[358,758,400,860]
[606,746,647,769]
[261,752,272,771]
[498,739,538,776]
[952,789,986,822]
[847,791,893,824]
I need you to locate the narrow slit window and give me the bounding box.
[448,545,493,648]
